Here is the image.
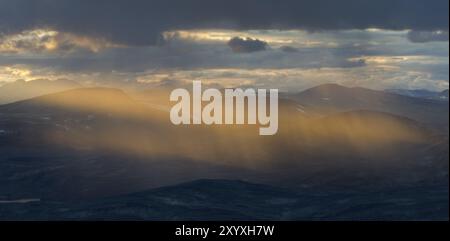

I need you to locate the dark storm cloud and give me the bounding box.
[407,30,449,43]
[227,37,268,53]
[280,46,299,53]
[0,0,448,46]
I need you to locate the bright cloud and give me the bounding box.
[0,28,122,54]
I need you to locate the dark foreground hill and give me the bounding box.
[0,179,448,221]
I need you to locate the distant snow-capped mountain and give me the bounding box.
[386,88,449,101]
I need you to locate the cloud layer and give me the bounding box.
[0,1,448,92]
[1,0,448,46]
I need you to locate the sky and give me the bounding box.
[0,0,448,91]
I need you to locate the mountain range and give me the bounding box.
[0,83,448,220]
[287,84,449,131]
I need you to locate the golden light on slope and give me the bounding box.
[36,89,429,170]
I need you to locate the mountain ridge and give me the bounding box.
[0,79,82,104]
[288,83,449,131]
